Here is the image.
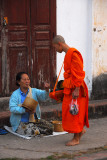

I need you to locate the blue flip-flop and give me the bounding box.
[0,128,8,135]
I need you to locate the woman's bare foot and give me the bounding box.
[79,128,86,140]
[66,138,79,146]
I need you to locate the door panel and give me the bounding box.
[3,0,31,94]
[31,0,56,88]
[35,48,50,87]
[4,0,27,25]
[0,0,2,95]
[36,0,50,24]
[7,47,28,93]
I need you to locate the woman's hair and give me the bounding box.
[16,72,28,86]
[52,35,65,44]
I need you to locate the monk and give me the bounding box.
[52,35,89,146]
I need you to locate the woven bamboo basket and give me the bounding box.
[22,97,38,111]
[52,121,64,132]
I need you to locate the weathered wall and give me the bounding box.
[92,0,107,77]
[91,0,107,99]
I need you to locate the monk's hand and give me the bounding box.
[44,82,50,92]
[72,87,80,99]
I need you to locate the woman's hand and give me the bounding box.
[44,82,50,92]
[72,87,80,99]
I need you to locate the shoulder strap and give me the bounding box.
[53,62,64,91]
[27,86,32,98]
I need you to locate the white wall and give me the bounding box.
[56,0,92,95]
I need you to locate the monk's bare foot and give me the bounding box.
[79,128,86,139]
[66,138,79,146]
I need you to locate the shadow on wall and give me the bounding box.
[91,73,107,100]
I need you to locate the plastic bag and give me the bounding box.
[69,99,79,115]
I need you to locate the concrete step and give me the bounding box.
[41,99,107,120]
[0,97,10,111]
[0,98,107,128]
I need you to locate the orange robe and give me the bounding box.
[62,48,89,133]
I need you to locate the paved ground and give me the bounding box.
[73,150,107,160]
[0,117,107,160]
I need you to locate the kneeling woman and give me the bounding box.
[9,72,53,136]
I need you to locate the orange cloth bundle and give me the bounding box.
[49,89,64,102]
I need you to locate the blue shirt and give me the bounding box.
[9,88,49,131]
[19,88,29,122]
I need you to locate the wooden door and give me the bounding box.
[0,0,56,96]
[31,0,56,89]
[2,0,31,95]
[0,0,2,95]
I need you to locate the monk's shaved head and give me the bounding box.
[52,35,65,44]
